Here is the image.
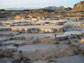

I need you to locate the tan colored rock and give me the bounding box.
[73,1,84,11]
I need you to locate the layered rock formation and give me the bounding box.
[73,1,84,11]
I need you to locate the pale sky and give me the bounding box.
[0,0,83,9]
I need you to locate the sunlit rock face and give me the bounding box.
[73,1,84,11]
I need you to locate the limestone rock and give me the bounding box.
[73,1,84,11]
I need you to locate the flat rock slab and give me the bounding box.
[18,44,76,60]
[33,55,84,63]
[0,58,15,63]
[49,54,84,63]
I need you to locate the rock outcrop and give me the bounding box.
[73,1,84,11]
[45,6,65,11]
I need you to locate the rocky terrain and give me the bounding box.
[73,1,84,11]
[0,1,84,63]
[0,1,84,20]
[0,19,84,63]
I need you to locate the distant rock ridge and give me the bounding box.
[45,6,65,10]
[73,1,84,11]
